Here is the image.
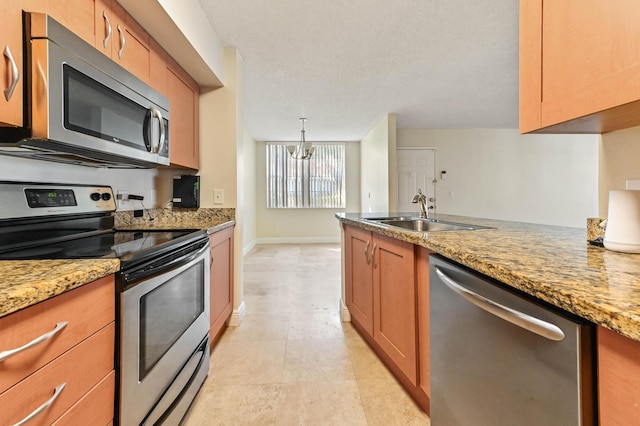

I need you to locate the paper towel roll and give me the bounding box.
[604,190,640,253]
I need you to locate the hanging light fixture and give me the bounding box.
[287,117,314,160]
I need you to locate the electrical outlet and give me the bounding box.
[213,189,224,205]
[117,190,129,200]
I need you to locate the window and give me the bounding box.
[266,142,345,208]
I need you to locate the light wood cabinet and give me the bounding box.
[520,0,640,133]
[598,326,640,424]
[344,224,418,384]
[149,40,200,170]
[343,224,430,411]
[209,226,234,347]
[344,225,375,335]
[47,0,97,47]
[0,0,24,127]
[372,232,417,385]
[0,276,116,424]
[93,0,151,84]
[166,54,200,169]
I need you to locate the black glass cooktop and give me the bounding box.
[0,230,196,260]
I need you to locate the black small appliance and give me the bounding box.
[173,175,200,208]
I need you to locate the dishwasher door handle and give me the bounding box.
[434,266,565,341]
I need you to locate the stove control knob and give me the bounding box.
[101,193,112,201]
[90,192,101,201]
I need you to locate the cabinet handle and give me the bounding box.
[371,243,377,267]
[102,10,112,48]
[3,46,19,101]
[0,321,68,362]
[364,240,370,263]
[13,383,66,426]
[117,24,126,58]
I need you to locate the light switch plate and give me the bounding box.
[626,179,640,190]
[213,189,224,204]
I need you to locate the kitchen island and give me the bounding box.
[338,212,640,423]
[337,212,640,341]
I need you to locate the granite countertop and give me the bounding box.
[1,209,236,319]
[337,212,640,342]
[0,259,120,318]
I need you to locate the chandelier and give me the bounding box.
[287,117,314,160]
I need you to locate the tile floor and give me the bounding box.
[183,243,430,425]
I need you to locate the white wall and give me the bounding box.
[254,141,361,243]
[397,128,599,228]
[242,129,257,253]
[360,114,397,213]
[599,126,640,217]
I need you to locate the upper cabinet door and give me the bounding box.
[166,55,200,170]
[0,0,23,127]
[47,0,96,47]
[520,0,640,134]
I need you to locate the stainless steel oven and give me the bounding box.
[0,182,211,425]
[119,234,210,425]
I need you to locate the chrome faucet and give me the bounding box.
[412,189,428,218]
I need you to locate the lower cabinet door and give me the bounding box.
[0,324,115,425]
[345,225,374,336]
[373,234,417,384]
[52,371,115,426]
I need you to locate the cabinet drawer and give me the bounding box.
[52,370,115,426]
[0,323,114,426]
[0,276,114,393]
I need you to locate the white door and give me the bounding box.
[396,148,436,215]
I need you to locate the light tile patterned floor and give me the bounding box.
[183,243,430,425]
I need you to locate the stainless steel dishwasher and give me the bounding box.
[429,255,595,425]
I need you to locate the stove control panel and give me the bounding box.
[0,182,116,220]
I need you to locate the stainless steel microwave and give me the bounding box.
[0,12,170,168]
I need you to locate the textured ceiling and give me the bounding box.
[198,0,519,142]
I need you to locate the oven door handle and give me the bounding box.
[123,240,209,284]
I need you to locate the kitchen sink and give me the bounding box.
[363,217,494,232]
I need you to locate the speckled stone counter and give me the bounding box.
[1,209,235,319]
[0,259,120,318]
[337,212,640,342]
[115,208,235,233]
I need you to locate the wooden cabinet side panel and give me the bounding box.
[0,276,115,394]
[0,0,24,127]
[0,323,115,426]
[416,247,432,402]
[344,225,374,336]
[373,234,417,384]
[519,0,543,133]
[209,227,234,342]
[598,326,640,424]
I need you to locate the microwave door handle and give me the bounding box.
[148,108,165,154]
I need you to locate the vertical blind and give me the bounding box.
[266,143,346,208]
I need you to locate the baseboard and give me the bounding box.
[243,239,257,257]
[227,301,246,327]
[255,236,340,244]
[340,298,351,322]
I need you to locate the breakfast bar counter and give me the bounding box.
[337,212,640,342]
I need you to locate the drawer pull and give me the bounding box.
[13,383,66,426]
[0,321,68,362]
